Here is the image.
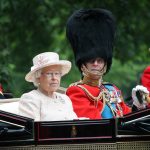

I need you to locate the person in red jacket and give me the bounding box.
[66,8,148,120]
[0,84,5,99]
[141,66,150,92]
[131,66,150,110]
[141,66,150,107]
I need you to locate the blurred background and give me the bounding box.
[0,0,150,99]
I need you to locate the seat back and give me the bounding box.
[0,87,67,115]
[0,98,20,115]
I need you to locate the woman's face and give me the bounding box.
[38,65,62,95]
[85,57,105,74]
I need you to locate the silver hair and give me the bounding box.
[32,69,42,87]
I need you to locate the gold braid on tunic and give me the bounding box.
[77,84,121,117]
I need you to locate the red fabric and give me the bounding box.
[141,66,150,92]
[66,84,131,119]
[119,101,131,115]
[147,103,150,108]
[66,85,102,119]
[0,84,3,93]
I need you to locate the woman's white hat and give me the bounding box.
[25,52,71,82]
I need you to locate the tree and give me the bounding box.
[0,0,150,97]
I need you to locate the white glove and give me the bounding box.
[132,85,149,109]
[134,85,149,94]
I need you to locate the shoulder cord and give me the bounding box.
[77,85,110,115]
[77,85,105,106]
[77,84,121,117]
[116,103,123,117]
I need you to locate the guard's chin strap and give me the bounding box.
[81,65,107,86]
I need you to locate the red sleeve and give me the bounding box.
[141,66,150,92]
[147,103,150,108]
[66,86,102,119]
[119,101,132,115]
[0,84,5,99]
[112,84,132,115]
[0,84,3,93]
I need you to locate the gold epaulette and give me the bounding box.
[102,81,111,85]
[69,80,83,87]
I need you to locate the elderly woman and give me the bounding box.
[19,52,78,121]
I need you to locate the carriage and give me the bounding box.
[0,90,150,150]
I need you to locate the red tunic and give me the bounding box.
[66,84,131,119]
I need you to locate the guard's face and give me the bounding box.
[85,58,105,74]
[38,65,62,95]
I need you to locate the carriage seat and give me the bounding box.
[0,87,66,115]
[0,98,20,115]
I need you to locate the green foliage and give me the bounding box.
[0,0,150,97]
[104,59,149,99]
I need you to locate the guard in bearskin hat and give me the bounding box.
[66,8,150,119]
[66,8,115,75]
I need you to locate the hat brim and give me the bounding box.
[25,60,71,82]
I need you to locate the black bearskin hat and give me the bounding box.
[66,8,116,73]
